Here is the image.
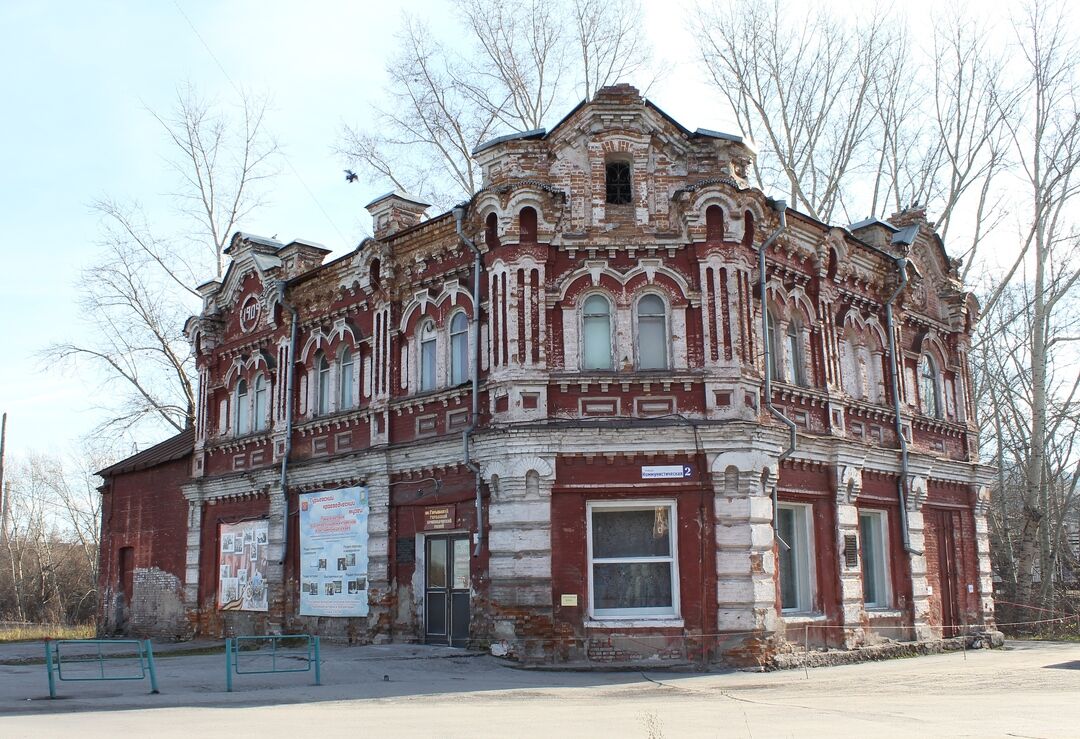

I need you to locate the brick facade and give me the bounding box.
[100,85,996,664]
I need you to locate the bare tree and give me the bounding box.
[43,88,278,442]
[340,0,656,206]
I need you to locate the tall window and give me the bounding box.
[766,310,780,381]
[235,379,250,435]
[253,374,268,432]
[605,161,632,204]
[420,320,437,392]
[919,355,940,418]
[450,312,469,385]
[316,354,330,416]
[706,205,724,242]
[860,510,891,608]
[519,207,537,243]
[785,320,805,386]
[588,501,678,618]
[338,347,355,410]
[777,503,814,612]
[582,294,613,370]
[636,294,668,370]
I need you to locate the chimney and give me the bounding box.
[366,191,430,239]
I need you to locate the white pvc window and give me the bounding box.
[785,321,805,386]
[777,503,814,612]
[587,500,679,618]
[316,354,330,416]
[636,294,668,370]
[253,374,268,432]
[420,320,437,392]
[582,294,613,370]
[860,510,891,608]
[234,379,250,435]
[919,355,941,418]
[450,312,469,385]
[339,347,355,410]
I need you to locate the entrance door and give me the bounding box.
[933,510,960,637]
[424,534,471,646]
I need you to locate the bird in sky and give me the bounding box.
[344,169,358,183]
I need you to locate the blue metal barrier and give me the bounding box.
[225,635,321,692]
[44,639,159,698]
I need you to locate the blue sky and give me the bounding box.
[0,0,737,458]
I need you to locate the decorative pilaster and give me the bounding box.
[835,463,865,647]
[973,486,996,629]
[906,475,934,640]
[183,498,203,610]
[265,485,286,633]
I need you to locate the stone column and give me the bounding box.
[483,455,555,657]
[366,470,391,642]
[266,485,286,634]
[906,475,934,640]
[182,496,203,611]
[711,452,779,644]
[973,486,996,629]
[835,464,866,647]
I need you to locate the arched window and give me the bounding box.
[338,347,355,410]
[742,210,755,247]
[605,161,632,204]
[450,312,469,385]
[519,207,537,243]
[419,320,437,392]
[235,379,250,435]
[485,212,499,247]
[253,374,268,431]
[842,338,863,399]
[919,355,941,418]
[636,294,668,370]
[706,205,724,242]
[785,320,805,386]
[316,354,330,416]
[766,310,780,381]
[582,294,613,370]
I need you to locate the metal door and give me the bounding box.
[424,535,471,646]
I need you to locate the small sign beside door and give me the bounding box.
[423,504,456,531]
[641,464,692,479]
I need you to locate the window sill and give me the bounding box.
[781,612,827,624]
[585,618,684,629]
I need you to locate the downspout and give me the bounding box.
[758,199,796,550]
[277,281,299,565]
[885,225,920,554]
[453,206,485,557]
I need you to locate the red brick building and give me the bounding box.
[98,85,996,664]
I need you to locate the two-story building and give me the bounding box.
[98,84,997,665]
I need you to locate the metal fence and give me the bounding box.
[44,639,159,698]
[225,634,321,692]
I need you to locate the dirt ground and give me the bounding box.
[0,639,1076,737]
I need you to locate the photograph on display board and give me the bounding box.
[298,487,370,617]
[217,519,269,611]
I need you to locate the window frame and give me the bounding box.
[338,346,355,411]
[449,311,469,386]
[605,160,633,205]
[776,502,816,614]
[586,499,680,620]
[234,378,251,436]
[253,374,268,432]
[634,292,669,370]
[581,292,614,371]
[859,509,892,609]
[766,309,781,382]
[315,353,330,417]
[785,319,805,386]
[919,354,941,418]
[419,319,438,393]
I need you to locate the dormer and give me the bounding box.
[277,239,331,279]
[366,191,430,239]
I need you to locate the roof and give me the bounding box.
[365,191,431,209]
[847,217,900,233]
[97,427,195,478]
[472,128,547,156]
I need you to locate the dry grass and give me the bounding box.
[0,623,96,643]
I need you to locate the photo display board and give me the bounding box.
[298,487,370,617]
[218,519,269,611]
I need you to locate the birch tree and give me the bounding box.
[45,88,278,442]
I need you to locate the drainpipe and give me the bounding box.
[885,225,920,554]
[453,205,485,557]
[758,199,795,550]
[277,281,299,565]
